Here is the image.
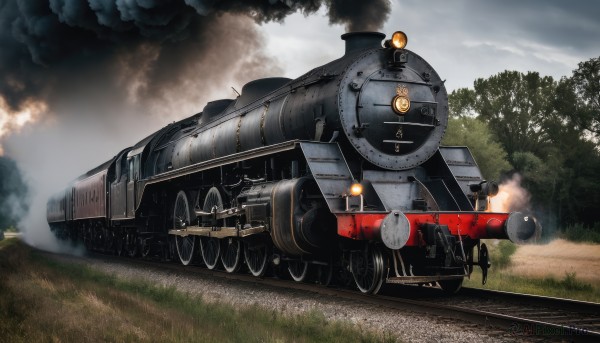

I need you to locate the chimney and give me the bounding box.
[341,32,385,55]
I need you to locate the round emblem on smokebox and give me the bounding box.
[392,85,411,114]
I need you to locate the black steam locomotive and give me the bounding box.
[47,31,539,294]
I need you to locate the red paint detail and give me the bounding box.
[336,212,510,245]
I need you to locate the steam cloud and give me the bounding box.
[488,174,531,213]
[0,0,391,251]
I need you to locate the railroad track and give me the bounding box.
[44,248,600,342]
[380,285,600,342]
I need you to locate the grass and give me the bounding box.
[464,239,600,302]
[465,269,600,302]
[0,239,394,343]
[0,226,18,233]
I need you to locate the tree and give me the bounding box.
[571,57,600,139]
[442,116,511,181]
[470,71,557,159]
[0,157,29,232]
[448,68,600,227]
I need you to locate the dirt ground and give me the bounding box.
[508,239,600,286]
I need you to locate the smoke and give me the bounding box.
[487,174,531,213]
[0,0,391,252]
[0,0,391,118]
[327,0,391,32]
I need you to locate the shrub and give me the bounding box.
[563,223,600,244]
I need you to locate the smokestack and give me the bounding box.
[341,32,385,55]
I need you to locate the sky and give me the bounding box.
[0,0,598,249]
[261,0,600,92]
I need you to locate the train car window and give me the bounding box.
[129,158,134,181]
[119,155,127,182]
[134,155,140,180]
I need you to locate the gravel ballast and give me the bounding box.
[46,251,533,342]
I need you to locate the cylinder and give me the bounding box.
[270,178,335,255]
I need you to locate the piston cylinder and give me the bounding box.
[270,178,335,255]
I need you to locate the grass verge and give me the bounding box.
[464,239,600,303]
[0,239,393,343]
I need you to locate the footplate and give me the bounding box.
[169,225,266,238]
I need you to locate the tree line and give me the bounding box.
[0,156,29,232]
[443,56,600,231]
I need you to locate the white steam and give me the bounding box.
[488,174,531,212]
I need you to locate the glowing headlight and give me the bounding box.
[388,31,408,49]
[349,183,363,197]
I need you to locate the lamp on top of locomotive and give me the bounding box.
[385,31,408,49]
[386,31,409,70]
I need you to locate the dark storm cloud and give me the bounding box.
[427,0,600,56]
[0,0,392,115]
[470,0,600,53]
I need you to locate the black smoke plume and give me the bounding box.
[0,156,29,231]
[0,0,391,117]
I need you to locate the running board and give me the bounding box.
[168,225,266,238]
[386,275,464,284]
[299,142,354,213]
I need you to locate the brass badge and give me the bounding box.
[392,85,410,114]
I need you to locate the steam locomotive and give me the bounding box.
[47,31,540,294]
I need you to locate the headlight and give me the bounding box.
[387,31,408,49]
[349,183,363,197]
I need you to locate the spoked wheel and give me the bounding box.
[125,230,139,257]
[221,238,242,273]
[103,229,113,253]
[439,278,464,294]
[94,225,104,251]
[115,230,124,256]
[174,190,196,266]
[350,245,385,294]
[200,187,223,269]
[140,237,151,258]
[244,240,269,277]
[200,237,220,269]
[288,260,310,282]
[316,260,333,286]
[83,225,93,251]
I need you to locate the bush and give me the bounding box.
[563,223,600,244]
[487,240,517,269]
[542,272,593,292]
